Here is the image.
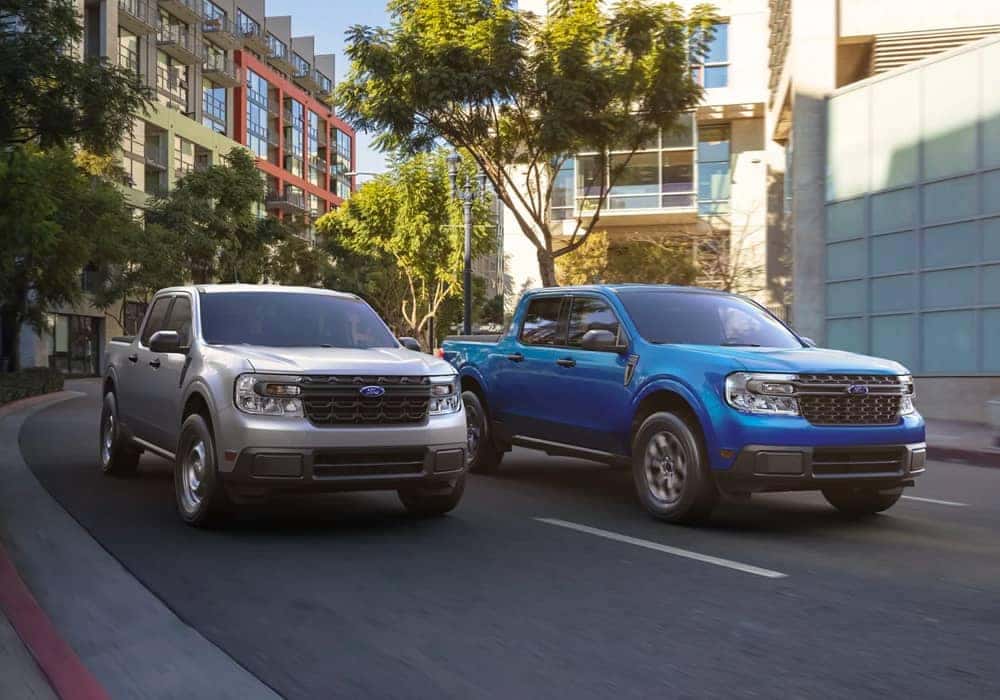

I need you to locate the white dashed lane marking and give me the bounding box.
[901,495,969,507]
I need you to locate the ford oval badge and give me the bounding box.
[359,385,385,398]
[846,384,869,395]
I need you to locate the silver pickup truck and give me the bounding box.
[102,284,467,526]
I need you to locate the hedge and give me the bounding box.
[0,368,65,405]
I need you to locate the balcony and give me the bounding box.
[144,149,167,172]
[202,15,241,50]
[203,53,241,88]
[118,43,139,73]
[316,72,334,100]
[266,35,295,75]
[237,14,269,54]
[154,64,187,106]
[157,0,200,24]
[156,23,200,64]
[118,0,157,35]
[266,189,307,214]
[292,66,322,94]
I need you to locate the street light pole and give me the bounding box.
[447,150,488,336]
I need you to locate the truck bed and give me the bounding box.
[444,335,501,344]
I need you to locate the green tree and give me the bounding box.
[337,0,716,286]
[1,0,150,154]
[316,150,495,345]
[556,231,698,286]
[268,235,334,288]
[0,147,142,369]
[145,148,282,283]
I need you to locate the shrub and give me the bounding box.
[0,368,65,405]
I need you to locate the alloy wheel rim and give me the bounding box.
[644,431,687,504]
[101,413,114,466]
[181,439,207,513]
[465,401,482,463]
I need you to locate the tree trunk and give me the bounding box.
[537,248,558,287]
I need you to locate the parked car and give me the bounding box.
[442,285,926,523]
[102,285,467,526]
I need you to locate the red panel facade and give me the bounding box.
[233,50,356,220]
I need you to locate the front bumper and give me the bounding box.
[714,441,926,494]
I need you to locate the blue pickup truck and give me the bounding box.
[443,285,926,523]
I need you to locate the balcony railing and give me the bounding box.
[203,53,240,87]
[155,63,186,103]
[202,14,241,50]
[265,189,307,213]
[236,12,267,51]
[158,0,200,24]
[156,22,200,64]
[118,0,157,34]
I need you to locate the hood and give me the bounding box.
[223,345,455,376]
[670,345,909,375]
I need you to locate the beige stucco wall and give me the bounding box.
[838,0,1000,39]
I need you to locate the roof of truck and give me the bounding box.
[156,284,358,299]
[527,284,731,296]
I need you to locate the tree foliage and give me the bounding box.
[316,150,495,343]
[556,231,698,286]
[0,0,151,154]
[337,0,717,285]
[0,147,142,369]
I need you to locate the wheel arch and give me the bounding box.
[630,381,717,461]
[181,383,217,435]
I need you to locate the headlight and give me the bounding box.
[898,374,916,415]
[234,374,304,417]
[428,375,461,415]
[725,372,800,416]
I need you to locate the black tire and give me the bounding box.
[463,390,504,474]
[822,487,902,515]
[99,392,141,476]
[174,414,229,527]
[398,475,466,516]
[631,411,718,524]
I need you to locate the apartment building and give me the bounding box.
[15,0,355,376]
[504,0,779,313]
[769,0,1000,420]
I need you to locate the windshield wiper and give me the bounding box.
[721,342,761,347]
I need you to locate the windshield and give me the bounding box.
[199,292,398,348]
[617,290,803,348]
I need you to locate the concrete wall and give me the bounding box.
[838,1,1000,39]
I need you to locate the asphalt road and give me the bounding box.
[17,381,1000,699]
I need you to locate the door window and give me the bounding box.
[140,297,172,346]
[568,297,621,347]
[520,297,565,346]
[163,296,192,347]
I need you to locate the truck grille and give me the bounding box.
[313,450,426,478]
[812,447,906,477]
[794,374,906,426]
[299,375,430,426]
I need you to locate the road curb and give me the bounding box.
[0,388,281,700]
[927,446,1000,469]
[0,540,109,700]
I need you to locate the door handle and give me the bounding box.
[149,358,161,369]
[127,354,138,364]
[556,358,576,368]
[506,353,524,363]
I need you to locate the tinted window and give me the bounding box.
[199,292,397,348]
[163,296,192,347]
[140,297,172,346]
[568,297,620,347]
[617,290,802,348]
[520,297,564,346]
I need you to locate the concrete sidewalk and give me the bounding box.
[926,418,1000,468]
[0,609,57,700]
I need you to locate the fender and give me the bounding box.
[458,365,491,399]
[630,375,721,462]
[180,377,221,430]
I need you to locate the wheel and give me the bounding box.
[398,475,466,516]
[99,392,141,476]
[462,390,503,474]
[174,414,229,527]
[822,487,902,515]
[632,411,718,524]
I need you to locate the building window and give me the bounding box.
[202,79,226,133]
[574,113,696,212]
[550,159,574,220]
[236,10,259,39]
[697,123,731,215]
[267,33,287,60]
[202,0,225,22]
[692,22,729,88]
[118,28,138,73]
[307,111,324,187]
[47,314,100,376]
[284,99,304,177]
[331,128,352,199]
[292,51,310,76]
[246,69,269,159]
[174,135,195,179]
[155,50,187,109]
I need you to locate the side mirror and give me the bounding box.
[398,336,422,353]
[801,336,817,348]
[149,330,186,354]
[580,329,625,353]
